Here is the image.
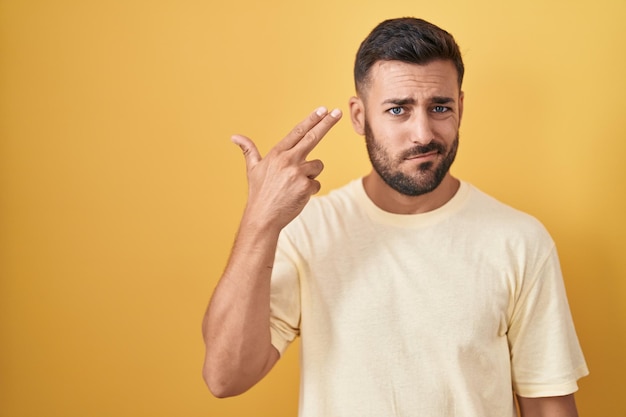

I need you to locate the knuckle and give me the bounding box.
[309,165,323,179]
[310,179,321,194]
[302,130,318,144]
[292,125,306,137]
[268,151,290,168]
[282,165,299,181]
[278,158,297,173]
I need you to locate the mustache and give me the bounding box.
[400,142,447,159]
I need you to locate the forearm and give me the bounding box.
[202,219,281,397]
[517,394,579,417]
[202,106,341,397]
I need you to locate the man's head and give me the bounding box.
[354,17,464,96]
[350,18,464,198]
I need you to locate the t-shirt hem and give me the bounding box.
[269,325,290,357]
[514,364,589,398]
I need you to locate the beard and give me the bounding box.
[364,120,459,197]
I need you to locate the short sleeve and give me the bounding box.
[508,245,589,397]
[269,232,302,356]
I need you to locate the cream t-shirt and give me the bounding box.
[269,179,588,417]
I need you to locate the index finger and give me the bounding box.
[275,107,342,154]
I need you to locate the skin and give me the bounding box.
[202,59,581,416]
[517,395,579,417]
[202,107,342,397]
[349,59,463,214]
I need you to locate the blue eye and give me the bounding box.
[389,107,404,115]
[433,106,449,113]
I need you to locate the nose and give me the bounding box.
[410,111,434,145]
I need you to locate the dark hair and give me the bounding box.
[354,17,464,94]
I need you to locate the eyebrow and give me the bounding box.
[381,96,455,106]
[381,97,416,106]
[432,96,455,105]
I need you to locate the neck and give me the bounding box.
[362,171,460,214]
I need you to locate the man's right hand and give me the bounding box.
[203,106,342,397]
[231,106,343,230]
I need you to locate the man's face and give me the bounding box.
[355,60,463,196]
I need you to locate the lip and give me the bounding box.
[404,151,438,161]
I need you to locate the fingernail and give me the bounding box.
[316,106,328,116]
[330,108,342,118]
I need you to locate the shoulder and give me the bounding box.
[458,183,557,257]
[465,183,551,234]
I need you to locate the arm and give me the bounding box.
[517,394,579,417]
[202,107,342,398]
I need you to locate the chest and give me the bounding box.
[298,225,517,347]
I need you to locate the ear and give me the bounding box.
[349,96,365,135]
[458,90,464,125]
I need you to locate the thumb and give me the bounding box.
[231,134,261,168]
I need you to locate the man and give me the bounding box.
[202,17,588,416]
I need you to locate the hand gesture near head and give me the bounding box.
[232,106,343,230]
[203,106,342,398]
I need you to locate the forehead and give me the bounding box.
[364,60,460,103]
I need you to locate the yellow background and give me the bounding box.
[1,0,624,416]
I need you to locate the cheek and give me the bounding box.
[434,118,460,139]
[374,121,409,142]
